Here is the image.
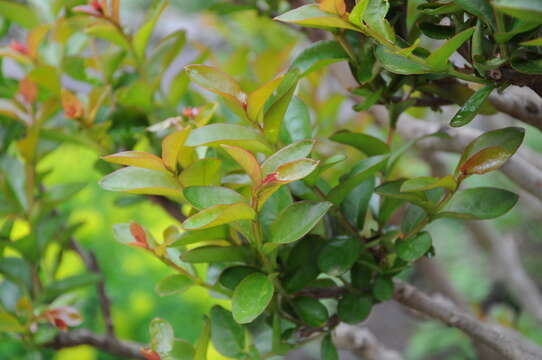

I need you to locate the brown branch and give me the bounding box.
[49,329,145,359]
[296,287,347,299]
[394,280,542,360]
[334,323,403,360]
[70,240,115,337]
[148,195,186,223]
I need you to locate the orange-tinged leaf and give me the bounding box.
[141,349,161,360]
[221,144,262,186]
[27,25,49,59]
[161,127,192,172]
[275,158,318,182]
[43,306,82,331]
[460,146,510,176]
[130,221,148,247]
[61,89,84,119]
[182,203,256,230]
[184,64,247,106]
[19,77,37,104]
[319,0,346,16]
[102,151,167,172]
[247,74,284,121]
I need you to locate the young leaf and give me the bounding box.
[102,151,167,172]
[264,78,298,143]
[186,124,272,154]
[221,145,262,186]
[318,237,361,276]
[184,187,243,211]
[210,306,245,358]
[155,274,193,296]
[274,4,358,31]
[330,130,389,156]
[185,65,247,106]
[270,201,332,244]
[178,158,222,188]
[182,203,256,230]
[275,158,319,183]
[161,127,191,172]
[181,246,250,263]
[400,175,456,192]
[133,0,168,60]
[364,0,395,43]
[459,146,509,175]
[150,318,174,354]
[292,296,329,327]
[166,340,195,360]
[456,127,525,173]
[86,23,131,51]
[449,85,496,127]
[396,232,432,261]
[232,273,274,324]
[426,27,475,70]
[170,226,228,247]
[247,75,284,121]
[328,155,388,205]
[290,40,348,76]
[337,293,372,324]
[99,167,180,197]
[262,140,315,176]
[439,187,518,220]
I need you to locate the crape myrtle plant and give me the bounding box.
[1,0,542,359]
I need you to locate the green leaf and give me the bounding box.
[38,274,100,303]
[292,296,329,327]
[328,155,388,205]
[261,140,315,176]
[511,56,542,75]
[426,27,475,70]
[396,232,432,261]
[290,40,348,76]
[164,339,195,360]
[279,96,312,145]
[439,187,518,219]
[492,0,542,23]
[275,158,319,182]
[0,1,40,29]
[337,293,373,324]
[194,317,211,360]
[348,0,369,27]
[184,186,245,210]
[351,263,373,290]
[373,276,394,301]
[232,273,274,324]
[456,127,525,173]
[0,311,24,333]
[341,177,374,229]
[133,0,168,60]
[364,0,395,43]
[247,75,284,121]
[449,85,496,127]
[265,77,298,143]
[375,46,432,75]
[321,334,339,360]
[318,237,361,276]
[99,167,180,197]
[419,22,456,40]
[182,203,256,230]
[274,4,359,31]
[330,130,389,156]
[270,201,332,244]
[185,65,247,105]
[210,306,245,357]
[155,274,193,296]
[221,145,262,186]
[0,155,29,212]
[170,227,228,247]
[181,245,250,263]
[86,23,131,51]
[219,266,259,290]
[179,159,222,188]
[186,124,272,154]
[400,175,456,192]
[102,151,167,172]
[150,318,174,354]
[455,0,496,29]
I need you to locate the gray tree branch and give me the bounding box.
[334,324,403,360]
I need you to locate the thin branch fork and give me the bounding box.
[394,280,542,360]
[50,329,145,359]
[334,323,403,360]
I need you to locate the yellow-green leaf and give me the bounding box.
[247,75,284,121]
[221,145,262,186]
[426,27,475,70]
[161,127,191,172]
[182,203,256,230]
[185,64,247,106]
[274,4,359,31]
[102,151,167,172]
[133,0,168,60]
[100,167,180,197]
[186,124,272,154]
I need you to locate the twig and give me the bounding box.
[70,239,115,337]
[49,329,145,359]
[148,195,186,223]
[393,280,542,360]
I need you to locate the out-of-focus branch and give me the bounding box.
[393,280,542,360]
[489,87,542,132]
[70,239,115,336]
[50,329,145,359]
[334,323,403,360]
[148,195,186,223]
[466,222,542,327]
